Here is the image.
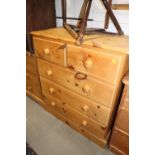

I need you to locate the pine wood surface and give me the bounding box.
[26,52,43,101]
[33,37,66,66]
[40,76,111,126]
[37,58,115,108]
[30,28,129,147]
[109,72,129,154]
[31,28,129,54]
[42,101,107,147]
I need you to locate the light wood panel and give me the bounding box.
[42,93,109,139]
[26,52,38,76]
[40,77,111,126]
[109,73,129,154]
[38,59,115,107]
[31,28,129,54]
[67,45,122,84]
[33,37,66,66]
[26,73,42,99]
[109,130,129,155]
[43,102,107,147]
[112,4,129,10]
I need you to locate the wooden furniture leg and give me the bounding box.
[76,0,93,45]
[104,0,112,29]
[61,0,67,26]
[101,0,123,35]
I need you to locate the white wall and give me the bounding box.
[55,0,129,35]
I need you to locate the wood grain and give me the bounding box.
[42,93,109,139]
[40,76,111,126]
[109,72,129,154]
[31,28,129,147]
[67,44,123,84]
[37,59,115,107]
[33,37,66,66]
[31,28,129,54]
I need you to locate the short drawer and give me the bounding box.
[26,73,42,99]
[40,78,110,126]
[109,129,129,155]
[67,45,122,84]
[26,53,38,76]
[38,59,115,107]
[33,37,66,66]
[43,93,108,139]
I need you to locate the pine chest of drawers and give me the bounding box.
[31,28,129,147]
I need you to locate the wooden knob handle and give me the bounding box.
[82,120,87,126]
[43,48,50,55]
[82,105,89,111]
[47,70,53,76]
[50,101,56,107]
[49,88,54,94]
[83,85,91,94]
[27,86,32,90]
[84,58,93,68]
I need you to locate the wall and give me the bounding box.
[55,0,129,35]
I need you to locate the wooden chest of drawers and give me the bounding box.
[31,28,129,147]
[26,52,42,104]
[109,72,129,154]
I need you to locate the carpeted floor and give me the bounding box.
[26,96,114,155]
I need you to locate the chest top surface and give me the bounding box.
[31,28,129,55]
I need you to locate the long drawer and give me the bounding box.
[40,77,110,126]
[26,73,42,99]
[42,92,108,139]
[43,102,106,147]
[33,37,66,66]
[67,45,122,84]
[38,58,115,107]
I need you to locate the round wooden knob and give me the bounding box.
[49,88,54,94]
[83,85,91,94]
[82,120,87,126]
[82,105,89,111]
[43,48,50,55]
[84,58,93,68]
[47,70,53,76]
[27,86,32,90]
[50,101,56,107]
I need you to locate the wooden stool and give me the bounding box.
[61,0,124,45]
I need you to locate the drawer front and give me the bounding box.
[38,59,115,107]
[67,45,122,84]
[115,109,129,133]
[26,53,38,76]
[40,77,110,126]
[44,103,105,147]
[33,37,66,66]
[43,93,108,139]
[26,74,42,99]
[115,85,129,133]
[110,130,129,155]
